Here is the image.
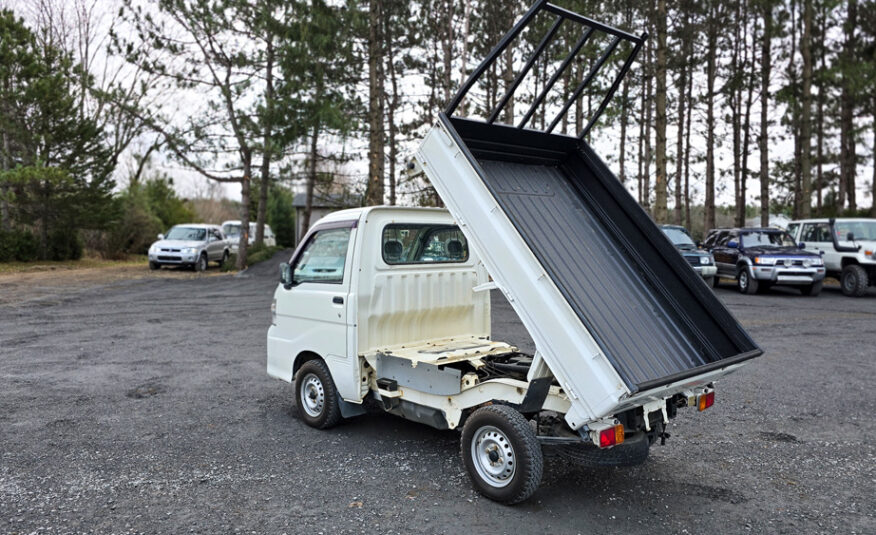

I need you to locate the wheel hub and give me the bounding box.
[471,425,516,488]
[300,373,325,417]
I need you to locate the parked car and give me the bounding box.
[147,224,230,271]
[705,227,825,295]
[786,217,876,297]
[221,220,276,254]
[659,225,717,286]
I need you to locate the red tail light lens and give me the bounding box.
[598,424,625,448]
[698,391,715,411]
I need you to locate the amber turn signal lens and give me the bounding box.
[698,391,715,411]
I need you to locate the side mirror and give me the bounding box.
[157,233,164,240]
[727,240,739,249]
[847,232,855,241]
[279,263,293,289]
[798,242,806,249]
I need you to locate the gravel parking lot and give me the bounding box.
[2,252,874,534]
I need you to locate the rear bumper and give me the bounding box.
[751,265,825,285]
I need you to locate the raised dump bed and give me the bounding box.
[413,0,761,423]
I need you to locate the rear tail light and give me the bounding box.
[598,424,625,448]
[698,391,715,411]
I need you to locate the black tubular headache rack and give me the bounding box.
[445,0,647,140]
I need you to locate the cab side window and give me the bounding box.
[292,228,351,284]
[801,223,829,242]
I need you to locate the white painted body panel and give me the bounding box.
[413,123,629,429]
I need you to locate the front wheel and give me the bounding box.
[195,253,208,272]
[461,404,542,504]
[841,265,868,297]
[704,276,715,288]
[737,268,759,295]
[149,261,160,271]
[294,359,342,429]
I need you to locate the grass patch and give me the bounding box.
[221,244,283,272]
[0,255,148,275]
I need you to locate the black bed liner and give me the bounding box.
[445,117,761,393]
[441,1,762,393]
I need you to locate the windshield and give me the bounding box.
[165,227,206,241]
[835,220,876,241]
[741,231,796,248]
[661,227,696,247]
[222,223,242,237]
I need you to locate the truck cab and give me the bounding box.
[786,218,876,296]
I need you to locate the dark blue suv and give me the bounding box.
[704,228,826,295]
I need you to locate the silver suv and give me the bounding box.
[148,224,230,271]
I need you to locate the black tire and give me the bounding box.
[218,250,229,268]
[294,359,342,429]
[737,267,759,295]
[149,261,160,270]
[800,280,823,296]
[841,264,868,297]
[195,253,208,272]
[704,276,715,288]
[551,431,650,467]
[461,404,542,504]
[712,275,721,288]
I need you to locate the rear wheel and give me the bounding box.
[218,250,229,268]
[800,281,822,296]
[737,268,759,295]
[841,265,868,297]
[461,404,542,504]
[294,359,342,429]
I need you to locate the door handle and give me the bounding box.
[332,296,344,304]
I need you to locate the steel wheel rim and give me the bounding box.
[300,373,325,418]
[739,271,748,290]
[471,425,516,488]
[843,272,855,291]
[199,255,207,271]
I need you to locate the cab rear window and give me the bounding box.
[382,224,469,264]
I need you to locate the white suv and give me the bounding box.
[221,220,277,253]
[786,218,876,296]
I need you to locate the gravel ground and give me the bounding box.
[1,252,874,534]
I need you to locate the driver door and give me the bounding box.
[276,226,356,398]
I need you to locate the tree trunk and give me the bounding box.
[731,0,743,227]
[704,5,718,233]
[637,67,646,206]
[459,0,471,116]
[653,0,667,223]
[302,122,320,236]
[365,0,385,206]
[674,58,686,226]
[815,2,827,215]
[839,0,857,213]
[739,1,755,227]
[800,0,813,218]
[759,1,772,227]
[619,34,630,185]
[255,35,274,245]
[385,14,399,206]
[1,129,9,231]
[236,154,252,270]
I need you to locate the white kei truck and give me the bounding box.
[267,1,763,504]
